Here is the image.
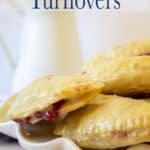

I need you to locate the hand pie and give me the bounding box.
[105,38,150,58]
[95,38,150,60]
[0,75,103,124]
[55,95,150,149]
[82,38,150,74]
[0,94,17,122]
[82,56,150,96]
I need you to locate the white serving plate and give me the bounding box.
[0,121,81,150]
[0,96,80,150]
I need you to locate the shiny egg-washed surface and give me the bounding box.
[82,38,150,96]
[55,95,150,149]
[0,75,103,123]
[82,56,150,96]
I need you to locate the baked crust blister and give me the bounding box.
[0,75,103,124]
[54,95,150,149]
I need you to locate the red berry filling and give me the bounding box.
[14,100,66,124]
[14,116,31,124]
[34,110,59,121]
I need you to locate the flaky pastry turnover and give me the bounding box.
[82,56,150,96]
[0,75,103,124]
[55,95,150,149]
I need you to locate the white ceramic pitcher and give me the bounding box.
[12,1,82,92]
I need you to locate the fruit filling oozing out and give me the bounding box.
[14,100,66,124]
